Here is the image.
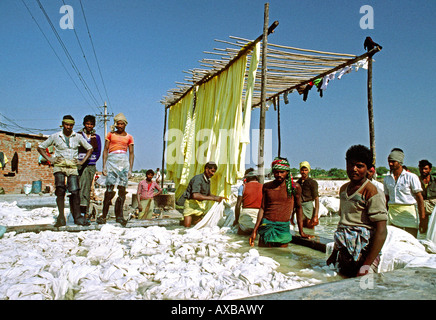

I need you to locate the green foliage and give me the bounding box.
[328,168,348,179]
[376,166,389,176]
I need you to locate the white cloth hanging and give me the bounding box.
[337,66,352,79]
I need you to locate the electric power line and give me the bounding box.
[79,0,113,113]
[61,0,105,105]
[20,0,94,109]
[35,0,101,109]
[0,112,58,134]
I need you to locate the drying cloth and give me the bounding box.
[258,218,292,244]
[168,46,256,211]
[11,152,18,173]
[0,153,8,169]
[337,66,352,79]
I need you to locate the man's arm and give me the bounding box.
[358,220,387,276]
[249,207,264,247]
[137,182,142,210]
[128,144,134,178]
[101,140,110,176]
[312,196,320,225]
[415,192,427,233]
[191,192,225,202]
[234,196,243,226]
[78,148,93,166]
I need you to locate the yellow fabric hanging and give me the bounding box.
[168,45,260,208]
[239,42,261,174]
[166,88,194,201]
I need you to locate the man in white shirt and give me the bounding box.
[383,148,426,237]
[38,115,93,227]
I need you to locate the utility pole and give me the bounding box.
[96,102,113,138]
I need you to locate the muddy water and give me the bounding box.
[170,214,345,284]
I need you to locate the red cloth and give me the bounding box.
[242,181,263,209]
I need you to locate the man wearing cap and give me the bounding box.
[296,161,319,229]
[176,161,227,227]
[383,148,426,237]
[38,115,93,227]
[250,157,311,248]
[234,169,263,235]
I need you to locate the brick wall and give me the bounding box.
[0,130,54,194]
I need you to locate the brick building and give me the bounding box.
[0,130,53,194]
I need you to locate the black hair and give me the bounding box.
[83,114,96,125]
[146,169,154,176]
[390,147,404,153]
[62,115,75,122]
[205,162,218,170]
[244,168,255,175]
[345,144,373,169]
[419,159,432,169]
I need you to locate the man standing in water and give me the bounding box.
[418,159,436,226]
[98,113,134,226]
[383,148,426,237]
[38,115,93,227]
[296,161,319,229]
[327,145,387,277]
[250,157,311,248]
[176,161,226,228]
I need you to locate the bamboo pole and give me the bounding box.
[367,54,376,165]
[258,2,269,184]
[251,46,381,108]
[164,21,279,109]
[277,96,281,157]
[161,107,168,189]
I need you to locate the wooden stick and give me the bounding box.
[367,54,376,165]
[258,3,270,184]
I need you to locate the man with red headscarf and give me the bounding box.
[249,157,311,247]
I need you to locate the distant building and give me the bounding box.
[0,130,53,194]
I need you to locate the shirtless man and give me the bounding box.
[250,157,311,247]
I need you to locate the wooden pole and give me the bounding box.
[251,46,381,108]
[161,107,168,189]
[367,55,376,165]
[258,2,269,184]
[277,97,281,157]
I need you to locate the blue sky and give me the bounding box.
[1,0,435,172]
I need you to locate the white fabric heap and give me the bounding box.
[378,226,436,272]
[0,202,57,226]
[0,224,324,300]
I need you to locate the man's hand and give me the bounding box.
[299,231,314,239]
[249,231,257,247]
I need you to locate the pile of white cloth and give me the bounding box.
[0,225,323,300]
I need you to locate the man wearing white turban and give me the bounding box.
[383,148,426,237]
